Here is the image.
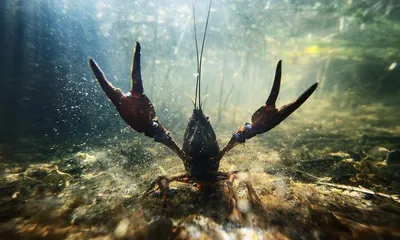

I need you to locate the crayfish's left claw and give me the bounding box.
[223,60,318,153]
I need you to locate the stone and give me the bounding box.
[332,160,356,182]
[386,150,400,165]
[147,217,173,240]
[368,146,389,161]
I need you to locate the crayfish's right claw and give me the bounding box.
[223,60,318,152]
[89,43,185,160]
[89,57,124,105]
[89,42,157,136]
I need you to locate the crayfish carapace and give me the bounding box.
[88,1,318,220]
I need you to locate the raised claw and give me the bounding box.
[88,42,184,159]
[89,42,157,137]
[223,60,318,152]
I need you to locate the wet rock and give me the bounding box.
[147,217,173,240]
[347,149,362,161]
[332,160,356,182]
[368,146,390,161]
[329,151,350,161]
[359,134,369,145]
[175,215,265,239]
[386,150,400,165]
[59,157,83,175]
[114,217,148,240]
[114,218,130,239]
[25,166,49,179]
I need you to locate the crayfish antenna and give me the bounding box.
[185,93,196,106]
[192,0,212,109]
[201,94,209,109]
[192,3,200,109]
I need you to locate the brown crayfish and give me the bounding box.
[88,1,318,219]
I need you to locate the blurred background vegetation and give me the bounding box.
[0,0,399,158]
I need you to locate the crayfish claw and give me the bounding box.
[131,41,144,94]
[265,60,282,108]
[276,82,318,122]
[89,42,155,134]
[222,61,317,154]
[88,57,123,104]
[89,43,186,162]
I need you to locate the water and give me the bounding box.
[1,0,400,239]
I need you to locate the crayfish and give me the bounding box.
[88,1,317,220]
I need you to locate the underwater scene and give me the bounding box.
[1,0,400,239]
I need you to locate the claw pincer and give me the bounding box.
[88,43,155,135]
[89,42,184,159]
[224,61,318,152]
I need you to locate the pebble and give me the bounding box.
[147,217,173,239]
[386,150,400,165]
[332,160,356,182]
[114,218,130,239]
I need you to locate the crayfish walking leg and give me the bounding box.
[140,173,191,214]
[218,170,261,222]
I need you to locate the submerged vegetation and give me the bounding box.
[1,0,400,239]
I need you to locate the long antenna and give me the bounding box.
[192,4,200,109]
[198,0,212,109]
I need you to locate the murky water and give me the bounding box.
[1,0,400,239]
